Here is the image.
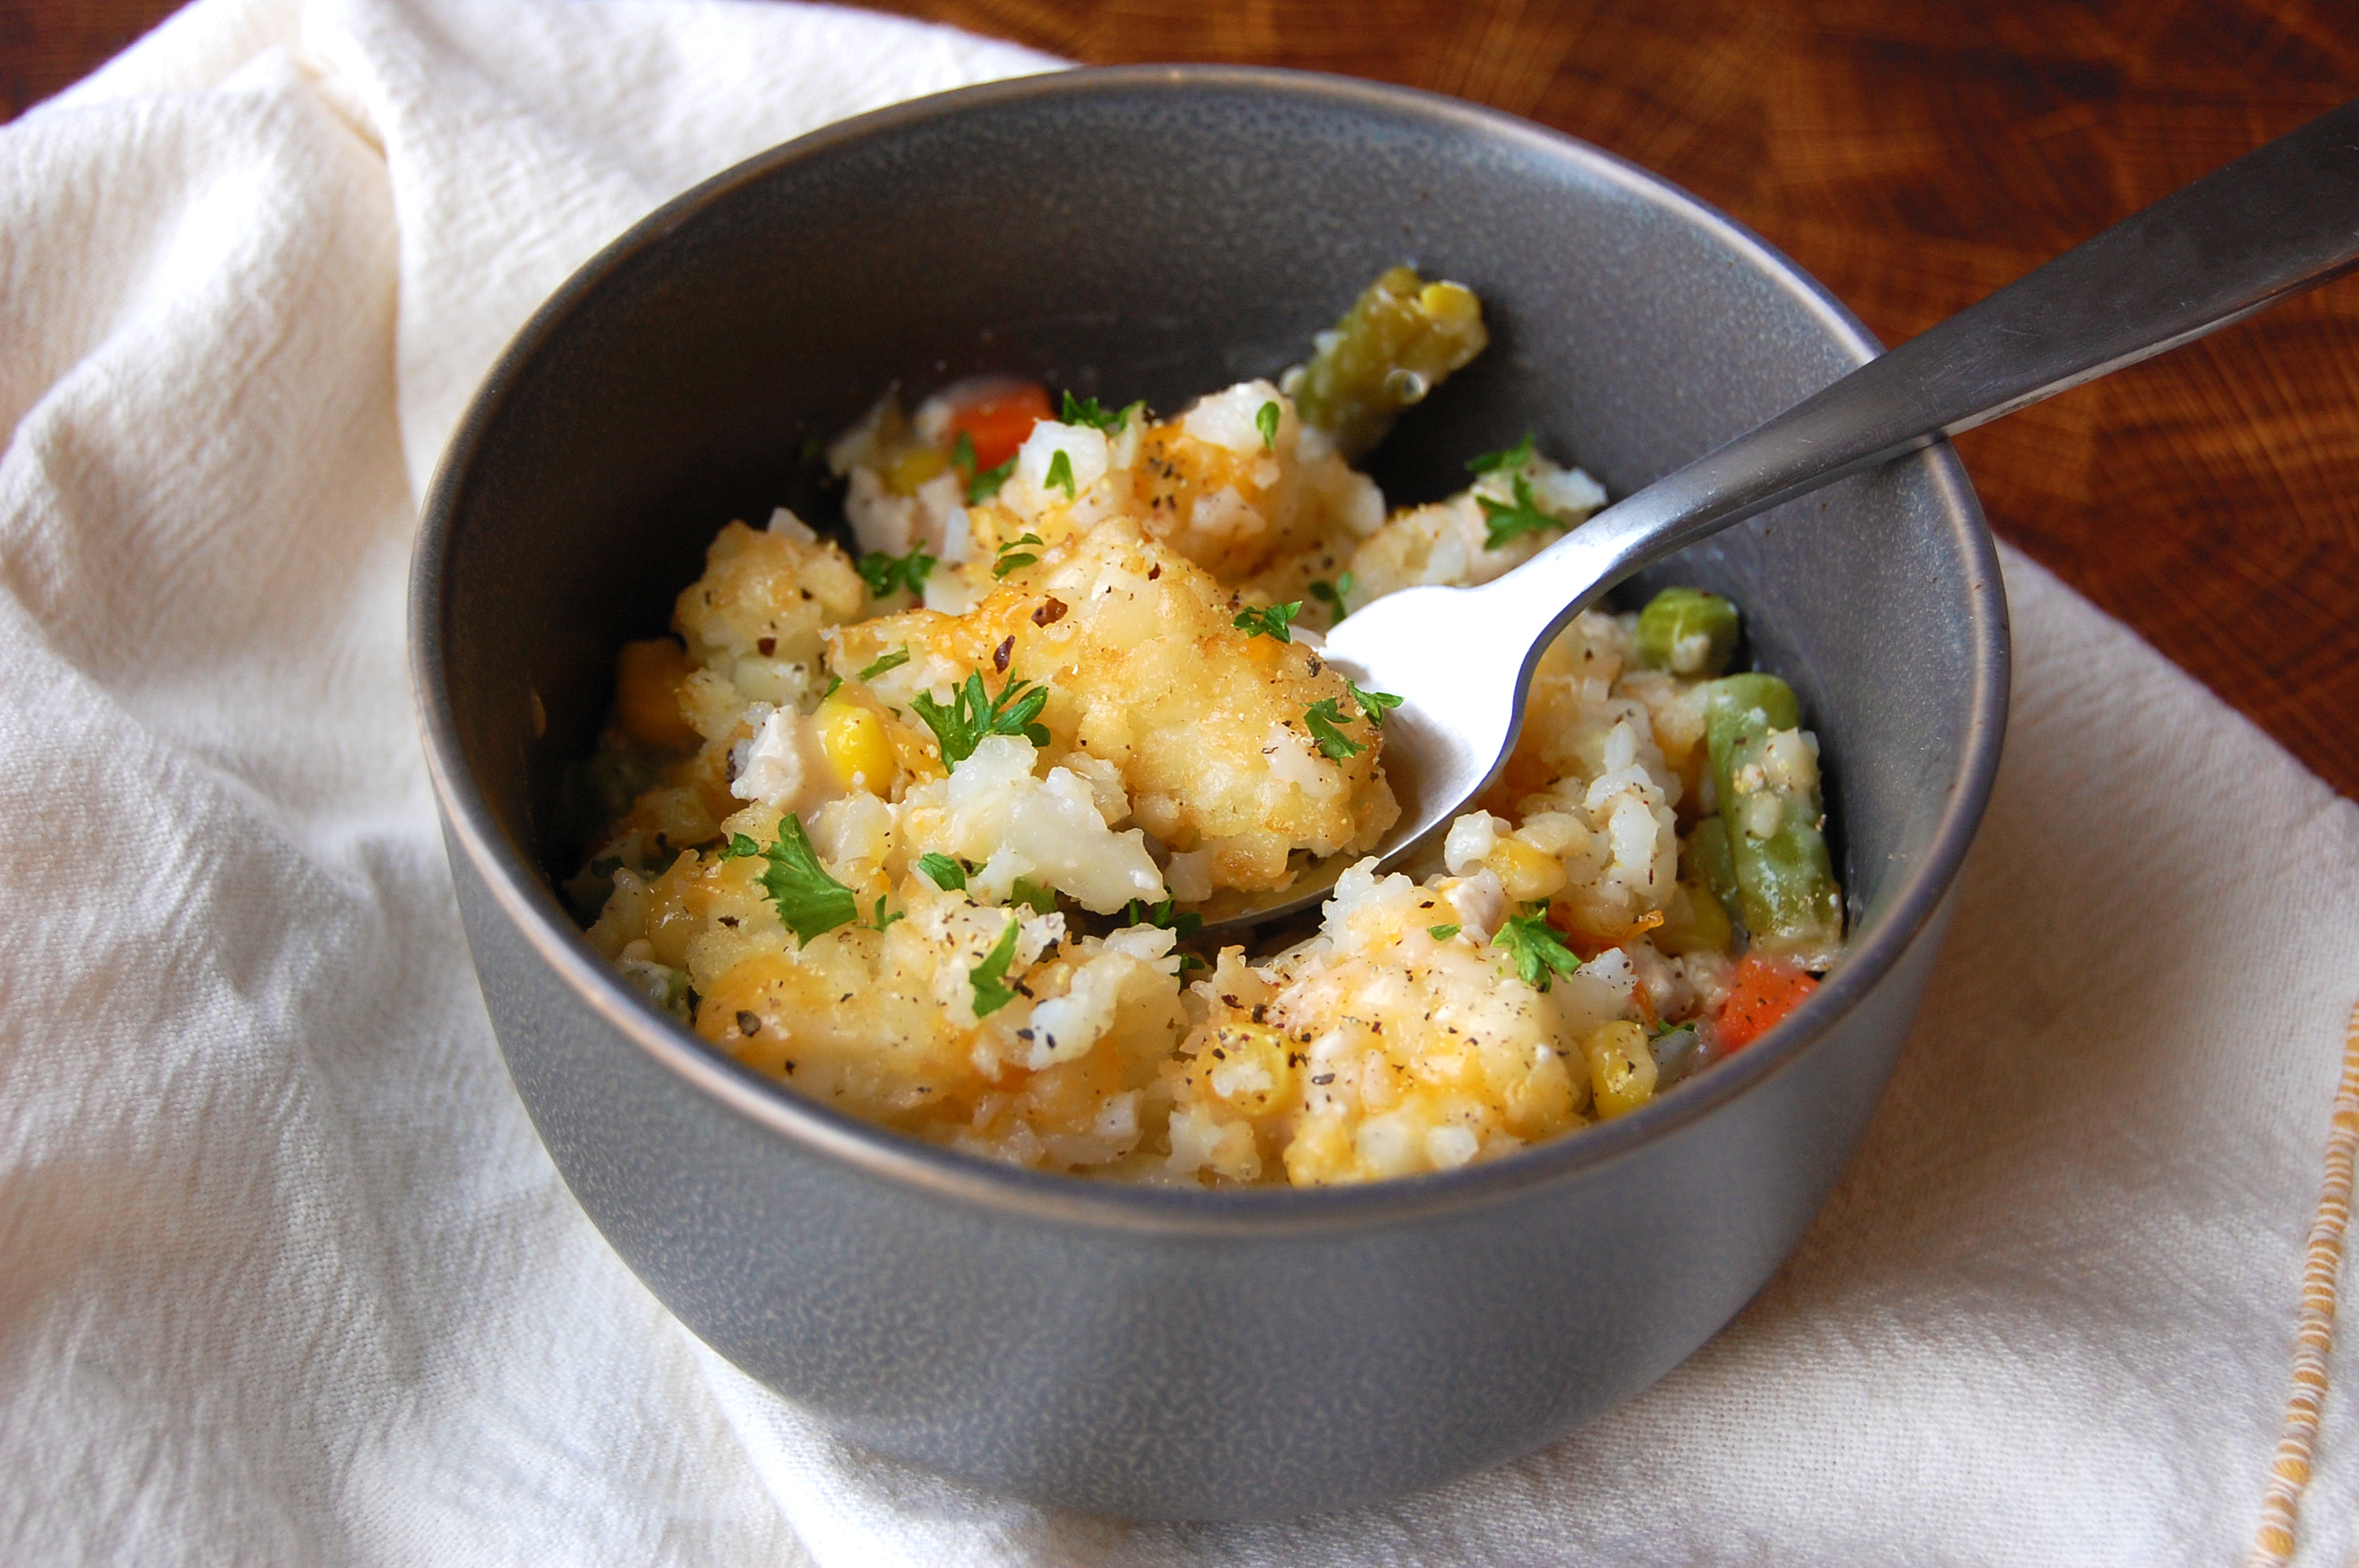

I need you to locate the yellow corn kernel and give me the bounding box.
[816,695,896,793]
[1583,1020,1658,1120]
[1488,837,1568,902]
[1418,279,1482,332]
[887,445,950,494]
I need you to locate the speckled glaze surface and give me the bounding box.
[412,67,2008,1519]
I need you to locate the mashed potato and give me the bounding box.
[568,319,1842,1186]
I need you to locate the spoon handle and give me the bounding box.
[1495,94,2359,635]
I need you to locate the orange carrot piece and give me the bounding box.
[1715,953,1818,1053]
[945,381,1052,471]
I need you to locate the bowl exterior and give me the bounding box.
[454,837,1954,1516]
[415,67,2007,1519]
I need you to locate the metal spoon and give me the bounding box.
[1195,96,2359,946]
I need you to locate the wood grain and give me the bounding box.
[9,0,2357,796]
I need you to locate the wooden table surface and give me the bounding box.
[9,0,2357,797]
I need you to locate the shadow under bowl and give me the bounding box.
[412,64,2008,1520]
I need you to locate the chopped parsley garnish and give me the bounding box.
[1493,907,1581,991]
[716,814,888,945]
[1121,896,1205,938]
[856,646,911,681]
[1009,877,1059,916]
[1466,431,1536,476]
[1303,697,1365,760]
[969,917,1023,1017]
[856,544,934,600]
[821,674,842,701]
[951,430,976,474]
[910,671,1052,766]
[917,852,968,891]
[1427,923,1462,941]
[994,532,1044,579]
[967,455,1016,503]
[1059,391,1129,432]
[1232,601,1302,643]
[1477,474,1562,552]
[1346,678,1402,726]
[865,895,903,932]
[1256,400,1281,450]
[1044,448,1076,499]
[1307,572,1354,620]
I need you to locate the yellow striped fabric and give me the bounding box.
[2249,998,2359,1567]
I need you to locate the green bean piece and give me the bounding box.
[1682,816,1742,925]
[1292,266,1488,460]
[1703,673,1844,969]
[1637,587,1741,677]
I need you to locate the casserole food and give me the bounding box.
[565,275,1848,1186]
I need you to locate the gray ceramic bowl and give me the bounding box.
[413,66,2007,1519]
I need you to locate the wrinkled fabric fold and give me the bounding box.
[2,2,2354,1563]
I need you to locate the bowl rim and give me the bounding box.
[411,62,2009,1238]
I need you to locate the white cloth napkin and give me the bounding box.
[5,2,2356,1562]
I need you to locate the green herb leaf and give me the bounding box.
[1256,400,1281,451]
[1307,572,1354,620]
[1466,432,1536,476]
[736,815,860,944]
[1117,399,1147,432]
[821,675,843,701]
[993,532,1044,579]
[1346,678,1403,726]
[1009,877,1059,916]
[951,429,976,476]
[1121,896,1205,938]
[867,895,903,933]
[917,852,968,891]
[856,646,911,681]
[1477,474,1563,552]
[969,917,1023,1017]
[967,455,1016,503]
[1427,922,1462,941]
[1303,698,1365,760]
[1045,448,1075,499]
[857,545,935,600]
[909,672,1054,767]
[1059,391,1124,432]
[1231,601,1302,643]
[1493,908,1581,992]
